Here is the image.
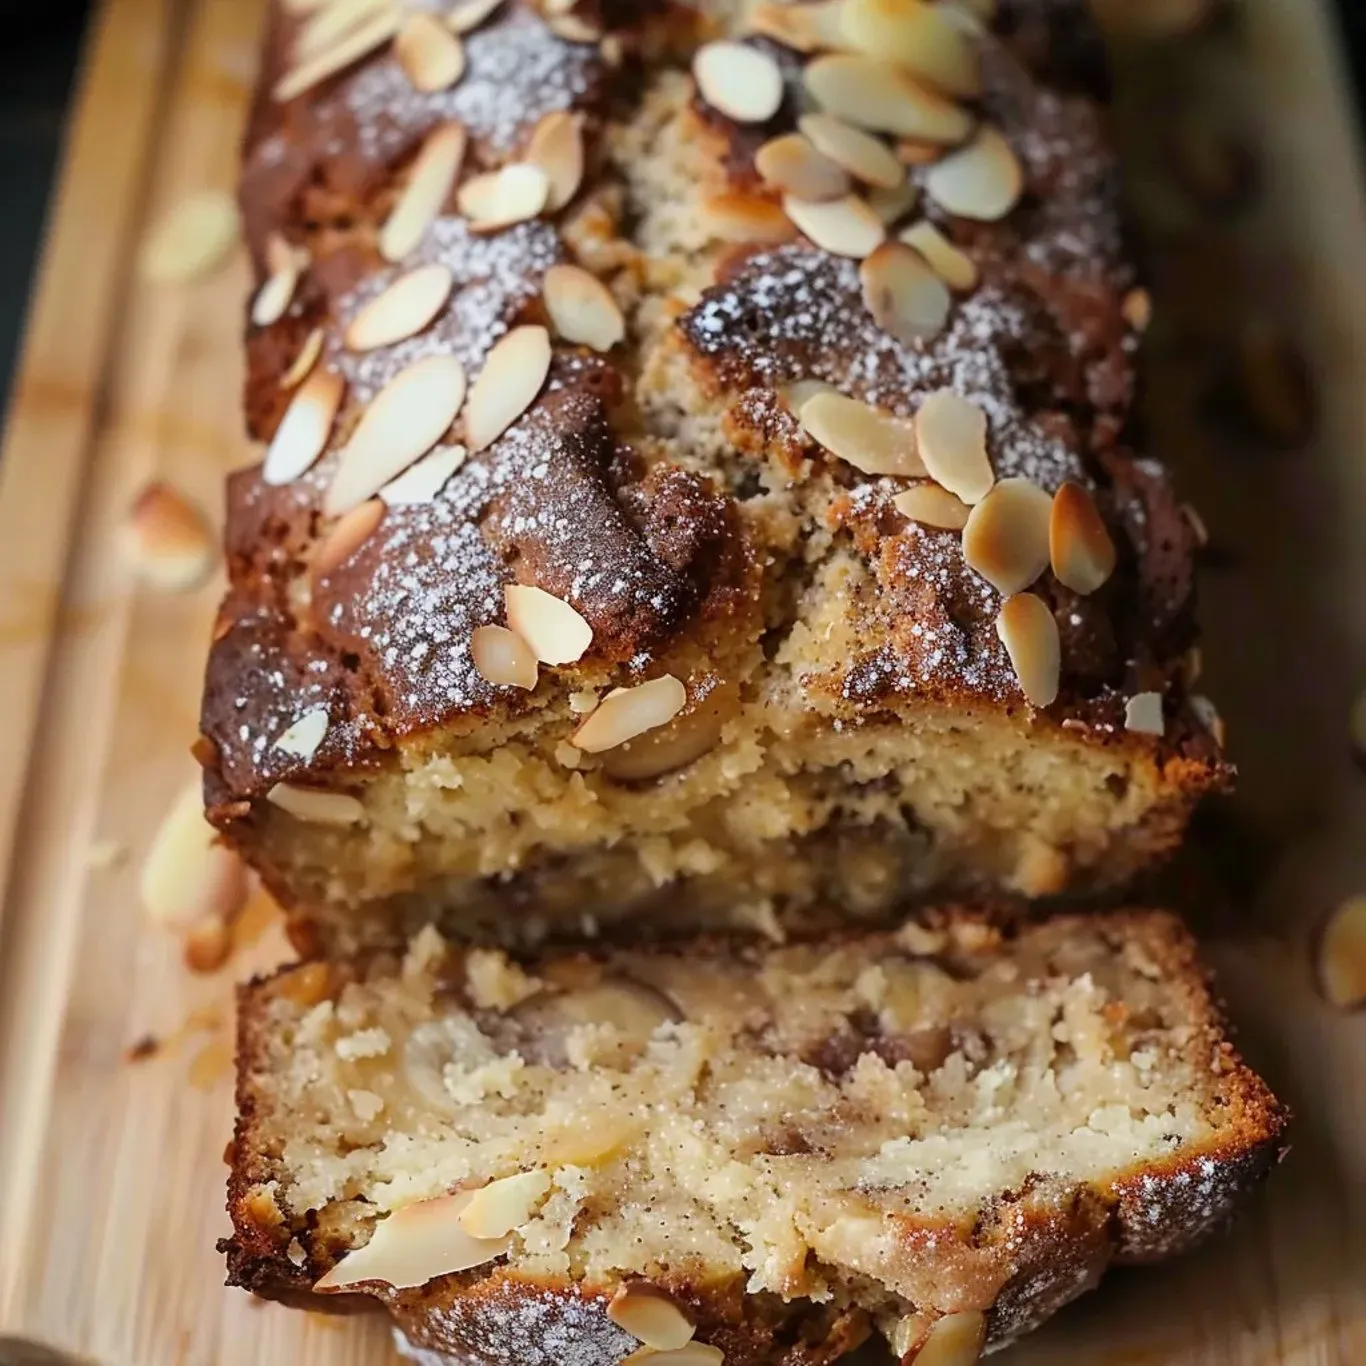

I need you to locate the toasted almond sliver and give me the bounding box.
[251,261,300,328]
[263,368,346,485]
[1318,896,1366,1010]
[395,13,466,92]
[280,327,326,389]
[608,1284,696,1351]
[924,123,1023,222]
[798,113,905,190]
[840,0,981,99]
[380,121,467,262]
[624,1346,724,1366]
[896,137,943,165]
[275,10,400,102]
[543,264,625,352]
[1191,693,1225,748]
[456,1171,552,1239]
[122,480,218,593]
[572,676,688,753]
[380,444,467,506]
[465,325,552,451]
[693,41,785,125]
[447,0,503,33]
[458,163,551,232]
[504,584,593,665]
[755,134,850,202]
[962,476,1052,595]
[701,192,797,244]
[780,378,836,414]
[471,625,539,690]
[140,191,241,284]
[296,0,390,60]
[345,263,455,352]
[314,499,385,578]
[1122,286,1152,332]
[184,916,232,974]
[866,177,918,227]
[314,1191,509,1291]
[527,110,586,213]
[1049,481,1116,595]
[800,390,924,476]
[324,354,467,515]
[746,0,848,51]
[899,220,978,291]
[274,707,330,762]
[267,783,365,826]
[1124,691,1166,737]
[860,240,950,344]
[915,389,992,503]
[893,482,970,530]
[995,593,1060,708]
[916,1310,987,1366]
[784,194,885,259]
[804,55,972,143]
[141,782,248,930]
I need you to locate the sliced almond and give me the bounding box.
[548,13,604,42]
[798,113,904,190]
[447,0,503,33]
[783,194,885,259]
[860,241,950,344]
[994,593,1060,708]
[263,367,345,485]
[141,781,248,930]
[924,123,1023,222]
[746,0,847,52]
[693,41,785,124]
[504,584,593,665]
[962,476,1051,595]
[893,482,970,530]
[1122,286,1152,332]
[608,1284,696,1351]
[465,325,552,451]
[275,10,401,102]
[804,56,972,143]
[314,1191,510,1292]
[1124,691,1166,737]
[267,783,365,826]
[274,707,330,762]
[251,252,302,328]
[184,915,232,974]
[458,163,551,232]
[314,498,385,578]
[1191,693,1225,747]
[755,134,850,202]
[899,220,978,291]
[380,444,467,506]
[296,0,391,60]
[700,192,797,244]
[896,138,943,165]
[122,480,218,593]
[915,390,992,503]
[916,1310,986,1366]
[800,390,924,476]
[471,624,539,690]
[572,676,688,753]
[345,263,454,352]
[139,191,241,283]
[543,264,625,352]
[1318,896,1366,1011]
[625,1346,723,1366]
[1049,481,1116,595]
[396,13,466,92]
[780,378,836,414]
[324,354,467,515]
[380,121,467,262]
[840,0,981,99]
[456,1171,552,1239]
[599,684,736,782]
[526,110,586,213]
[280,327,325,389]
[867,177,918,226]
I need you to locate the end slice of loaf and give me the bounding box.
[224,909,1284,1365]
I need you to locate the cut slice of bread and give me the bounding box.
[224,909,1285,1365]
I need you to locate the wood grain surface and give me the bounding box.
[0,1,1362,1364]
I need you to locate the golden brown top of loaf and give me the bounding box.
[200,0,1222,816]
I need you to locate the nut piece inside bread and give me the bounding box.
[224,910,1284,1366]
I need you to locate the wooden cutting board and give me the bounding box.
[0,2,1362,1364]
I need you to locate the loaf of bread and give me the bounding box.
[198,0,1227,954]
[223,908,1284,1365]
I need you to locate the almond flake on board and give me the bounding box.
[571,676,689,753]
[471,625,539,690]
[396,13,467,92]
[746,1,847,52]
[457,163,551,232]
[756,133,851,202]
[267,783,365,826]
[456,1171,552,1238]
[693,41,785,124]
[798,113,905,189]
[380,122,467,262]
[263,367,345,485]
[447,0,503,33]
[122,480,218,593]
[379,445,467,506]
[1318,896,1366,1011]
[804,55,972,142]
[892,482,970,530]
[324,354,467,515]
[1049,481,1116,594]
[141,781,249,930]
[543,264,626,351]
[464,325,552,451]
[784,194,885,258]
[840,0,981,98]
[924,123,1023,221]
[504,584,593,665]
[915,389,992,502]
[345,263,454,351]
[275,10,401,102]
[994,593,1059,708]
[139,191,241,284]
[915,1310,987,1366]
[1124,691,1166,736]
[274,707,330,762]
[608,1284,696,1351]
[961,476,1052,595]
[799,390,924,476]
[280,328,326,389]
[860,240,951,343]
[314,499,386,579]
[526,111,586,212]
[899,220,978,291]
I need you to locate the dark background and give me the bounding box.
[1,1,1365,414]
